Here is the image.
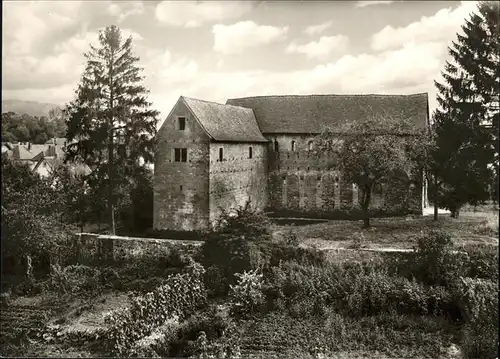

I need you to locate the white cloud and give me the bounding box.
[2,1,86,57]
[107,1,144,23]
[304,20,334,36]
[212,21,288,55]
[286,35,350,59]
[355,1,394,8]
[155,1,253,27]
[121,28,144,42]
[150,36,444,127]
[371,1,479,51]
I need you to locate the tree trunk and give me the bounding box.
[108,52,116,235]
[450,206,460,218]
[26,254,34,282]
[362,185,372,228]
[433,175,438,221]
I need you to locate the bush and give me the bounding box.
[200,236,266,290]
[204,265,227,298]
[263,260,460,320]
[211,200,272,241]
[257,242,326,269]
[390,230,468,286]
[281,230,299,246]
[462,244,499,281]
[150,307,240,359]
[103,260,207,355]
[47,264,102,297]
[454,277,499,359]
[229,269,265,318]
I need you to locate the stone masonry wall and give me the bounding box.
[209,142,268,225]
[154,100,210,231]
[71,233,201,264]
[266,134,423,216]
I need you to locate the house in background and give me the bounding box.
[3,137,88,178]
[154,93,430,231]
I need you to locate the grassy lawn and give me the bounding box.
[272,209,499,251]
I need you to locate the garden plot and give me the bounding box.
[46,291,130,337]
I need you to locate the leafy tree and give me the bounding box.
[315,115,424,228]
[117,166,154,234]
[432,1,498,218]
[50,163,91,232]
[1,111,66,144]
[1,154,69,276]
[64,25,159,235]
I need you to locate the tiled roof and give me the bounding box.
[182,96,268,143]
[226,93,429,134]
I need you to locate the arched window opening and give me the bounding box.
[291,140,296,152]
[308,141,313,151]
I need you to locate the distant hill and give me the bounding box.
[1,99,62,118]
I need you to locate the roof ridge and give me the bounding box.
[227,93,428,100]
[183,96,254,111]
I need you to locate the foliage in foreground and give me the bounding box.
[1,154,73,278]
[103,260,207,355]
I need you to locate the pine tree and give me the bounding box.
[431,1,498,218]
[65,25,159,234]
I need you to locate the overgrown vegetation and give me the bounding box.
[1,197,498,359]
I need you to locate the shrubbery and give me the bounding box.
[261,260,459,320]
[387,230,468,286]
[148,306,240,358]
[103,260,207,355]
[461,244,498,281]
[229,269,265,318]
[47,264,103,297]
[211,200,272,241]
[453,277,499,359]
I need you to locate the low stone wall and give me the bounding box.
[72,233,202,265]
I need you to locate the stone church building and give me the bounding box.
[154,93,430,231]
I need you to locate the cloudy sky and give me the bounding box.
[2,0,479,125]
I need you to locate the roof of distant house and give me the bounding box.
[226,93,429,134]
[11,142,65,161]
[33,156,91,177]
[182,96,268,143]
[45,137,66,146]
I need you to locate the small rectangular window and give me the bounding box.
[174,148,187,162]
[219,147,224,161]
[291,140,296,152]
[249,146,253,159]
[178,117,186,131]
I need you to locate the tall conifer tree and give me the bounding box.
[431,1,499,217]
[65,25,159,234]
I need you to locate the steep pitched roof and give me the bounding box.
[182,96,268,143]
[226,93,429,134]
[12,144,36,160]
